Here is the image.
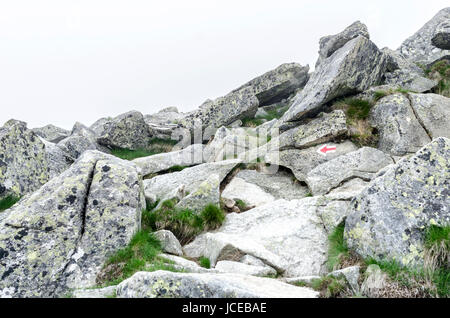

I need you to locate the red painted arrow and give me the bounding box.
[318,145,337,154]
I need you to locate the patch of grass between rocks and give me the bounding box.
[0,195,21,212]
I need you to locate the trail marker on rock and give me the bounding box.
[317,145,337,156]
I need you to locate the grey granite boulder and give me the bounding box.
[265,140,358,181]
[57,122,105,160]
[0,151,144,297]
[408,93,450,139]
[215,260,277,277]
[154,230,183,256]
[143,159,240,203]
[32,124,70,143]
[97,111,152,150]
[279,36,386,126]
[278,110,347,150]
[184,198,330,277]
[384,69,437,93]
[221,176,275,208]
[231,63,310,105]
[345,138,450,267]
[369,94,431,156]
[0,119,49,200]
[115,271,319,298]
[328,266,360,293]
[40,138,73,179]
[306,147,394,196]
[175,174,220,213]
[316,21,370,68]
[133,144,205,176]
[397,7,450,65]
[432,21,450,50]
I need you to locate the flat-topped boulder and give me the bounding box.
[32,124,71,143]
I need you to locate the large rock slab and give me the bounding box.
[215,260,277,277]
[115,271,319,298]
[265,141,358,181]
[57,123,105,160]
[231,63,310,106]
[432,21,450,50]
[316,21,370,68]
[221,177,275,208]
[408,93,450,139]
[133,144,205,176]
[0,151,144,297]
[233,169,310,201]
[345,138,450,267]
[97,111,152,151]
[143,160,240,203]
[279,36,386,125]
[369,94,431,156]
[397,7,450,65]
[278,110,347,150]
[32,124,70,143]
[0,120,49,200]
[184,198,330,277]
[306,147,394,196]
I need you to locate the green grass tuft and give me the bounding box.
[199,256,211,269]
[242,106,289,127]
[0,195,21,212]
[341,98,372,121]
[327,223,350,271]
[110,138,179,160]
[200,204,225,228]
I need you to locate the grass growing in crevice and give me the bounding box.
[142,201,225,245]
[310,276,350,298]
[327,223,359,271]
[0,195,21,212]
[425,60,450,97]
[110,138,179,161]
[332,98,378,147]
[199,257,211,269]
[96,230,180,287]
[242,106,289,128]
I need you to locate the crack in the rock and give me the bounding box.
[405,93,433,141]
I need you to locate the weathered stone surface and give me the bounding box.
[326,178,369,201]
[32,124,70,143]
[408,93,450,139]
[159,254,217,274]
[278,110,347,150]
[328,266,360,293]
[432,21,450,50]
[265,141,358,181]
[279,36,386,125]
[316,199,351,234]
[175,174,220,213]
[316,21,370,68]
[221,177,275,208]
[215,260,277,277]
[369,94,431,156]
[306,147,394,196]
[133,144,205,176]
[180,87,259,136]
[154,230,183,256]
[397,7,450,65]
[282,276,321,285]
[184,198,329,277]
[0,151,144,297]
[0,120,49,200]
[97,111,152,150]
[360,264,388,298]
[232,169,310,201]
[345,138,450,267]
[143,160,240,203]
[232,63,310,106]
[57,123,104,160]
[40,138,73,179]
[115,271,319,298]
[384,69,437,93]
[73,286,117,298]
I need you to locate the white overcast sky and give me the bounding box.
[0,0,448,130]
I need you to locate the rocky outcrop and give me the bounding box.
[97,111,152,150]
[316,21,370,68]
[0,120,49,200]
[154,230,183,256]
[143,160,240,204]
[175,174,220,213]
[231,63,310,105]
[345,138,450,267]
[57,123,105,160]
[265,141,358,181]
[432,21,450,50]
[0,151,144,297]
[306,147,393,196]
[369,94,431,156]
[277,110,347,150]
[221,177,275,208]
[279,36,386,126]
[184,198,330,277]
[115,271,319,298]
[397,7,450,65]
[32,125,70,143]
[133,144,205,176]
[40,138,73,179]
